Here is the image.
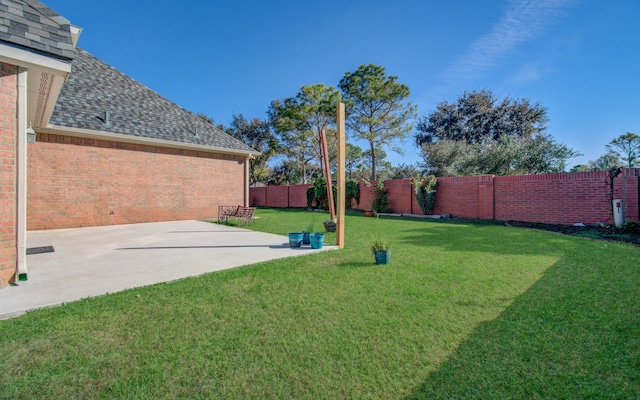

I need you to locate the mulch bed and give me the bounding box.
[505,221,640,245]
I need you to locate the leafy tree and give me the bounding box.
[391,163,423,179]
[268,84,341,180]
[227,114,279,185]
[363,147,392,181]
[196,113,227,132]
[415,89,548,146]
[587,153,622,171]
[417,139,470,176]
[606,132,640,168]
[339,64,417,180]
[570,164,590,172]
[420,134,579,176]
[266,159,303,186]
[416,90,579,176]
[513,134,580,174]
[345,143,366,179]
[196,112,214,124]
[268,98,314,183]
[294,84,341,177]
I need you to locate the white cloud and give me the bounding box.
[439,0,575,91]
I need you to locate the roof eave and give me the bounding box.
[0,42,72,75]
[0,42,73,130]
[39,124,260,158]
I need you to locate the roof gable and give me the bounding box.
[0,0,75,60]
[49,48,256,154]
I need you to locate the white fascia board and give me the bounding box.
[70,25,82,48]
[0,43,71,76]
[40,125,260,158]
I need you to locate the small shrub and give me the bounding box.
[596,223,618,234]
[620,221,640,235]
[371,181,391,213]
[307,178,360,210]
[308,178,336,210]
[414,175,437,215]
[346,180,360,208]
[306,186,316,208]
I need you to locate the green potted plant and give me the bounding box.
[303,217,318,245]
[371,236,390,264]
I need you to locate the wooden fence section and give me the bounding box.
[250,169,640,225]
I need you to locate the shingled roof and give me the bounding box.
[49,48,257,154]
[0,0,75,60]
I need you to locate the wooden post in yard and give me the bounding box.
[320,129,336,221]
[336,102,346,249]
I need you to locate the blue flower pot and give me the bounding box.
[373,249,390,264]
[302,231,311,245]
[310,233,325,249]
[288,232,303,248]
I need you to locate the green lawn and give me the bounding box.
[1,208,639,399]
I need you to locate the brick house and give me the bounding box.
[0,1,258,286]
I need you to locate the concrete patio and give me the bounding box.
[0,220,336,319]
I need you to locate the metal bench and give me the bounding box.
[218,205,256,224]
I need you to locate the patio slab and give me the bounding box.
[0,220,336,319]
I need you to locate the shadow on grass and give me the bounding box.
[398,222,573,257]
[337,260,380,268]
[405,251,640,399]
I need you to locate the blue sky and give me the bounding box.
[45,0,639,169]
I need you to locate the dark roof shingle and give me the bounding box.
[49,48,256,154]
[0,0,75,60]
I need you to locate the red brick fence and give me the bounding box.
[250,169,640,225]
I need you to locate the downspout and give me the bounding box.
[15,67,28,281]
[244,155,251,207]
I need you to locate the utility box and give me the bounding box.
[613,199,624,227]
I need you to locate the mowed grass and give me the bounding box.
[1,208,639,399]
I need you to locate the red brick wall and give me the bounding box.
[358,181,376,211]
[288,184,312,207]
[0,63,17,285]
[28,133,246,229]
[263,186,289,208]
[250,186,267,206]
[384,179,413,214]
[431,175,494,219]
[248,185,312,208]
[494,172,609,224]
[250,169,640,225]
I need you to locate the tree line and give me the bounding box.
[200,63,635,186]
[570,132,640,172]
